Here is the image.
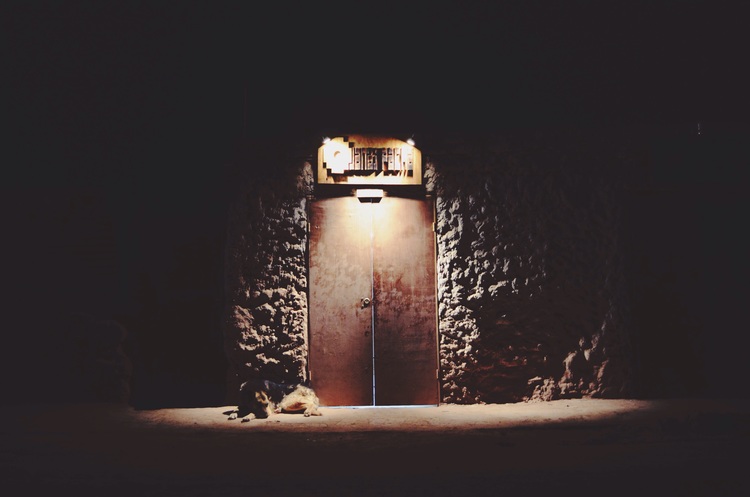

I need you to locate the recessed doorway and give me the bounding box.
[308,194,439,406]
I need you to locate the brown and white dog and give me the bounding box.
[227,379,322,422]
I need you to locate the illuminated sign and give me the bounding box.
[317,135,422,186]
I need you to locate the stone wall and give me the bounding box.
[224,132,635,404]
[223,150,314,404]
[427,132,633,403]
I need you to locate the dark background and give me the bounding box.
[3,0,748,407]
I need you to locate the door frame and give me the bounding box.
[307,190,440,406]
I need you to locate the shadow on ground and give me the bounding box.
[3,399,749,496]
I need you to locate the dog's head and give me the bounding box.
[252,390,274,418]
[237,382,275,419]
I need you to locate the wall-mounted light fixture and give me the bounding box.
[356,188,384,202]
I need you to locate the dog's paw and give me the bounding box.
[228,412,238,420]
[240,413,256,423]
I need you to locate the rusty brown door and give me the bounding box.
[308,196,374,406]
[308,195,438,406]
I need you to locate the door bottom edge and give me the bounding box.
[324,404,439,409]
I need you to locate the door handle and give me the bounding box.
[361,297,371,308]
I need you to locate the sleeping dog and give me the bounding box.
[227,379,322,422]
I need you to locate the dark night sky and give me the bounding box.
[4,1,749,404]
[7,0,748,181]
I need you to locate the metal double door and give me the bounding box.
[308,195,438,406]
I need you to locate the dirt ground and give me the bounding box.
[3,398,750,496]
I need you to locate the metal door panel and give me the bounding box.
[372,197,438,405]
[308,197,373,406]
